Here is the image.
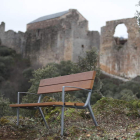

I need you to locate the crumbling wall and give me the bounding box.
[0,22,25,54]
[25,9,100,68]
[100,18,140,78]
[72,20,100,62]
[24,25,72,68]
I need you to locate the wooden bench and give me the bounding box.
[10,71,98,136]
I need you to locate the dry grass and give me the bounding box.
[0,98,140,140]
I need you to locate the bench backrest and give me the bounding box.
[37,71,96,94]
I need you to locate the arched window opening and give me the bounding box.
[114,24,128,45]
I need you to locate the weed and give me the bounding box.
[135,132,140,138]
[0,117,9,125]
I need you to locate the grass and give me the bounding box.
[0,97,140,139]
[135,132,140,138]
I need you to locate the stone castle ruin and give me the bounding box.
[100,18,140,78]
[25,9,100,67]
[0,22,25,54]
[0,9,140,79]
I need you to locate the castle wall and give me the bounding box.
[25,9,100,68]
[24,25,73,68]
[27,18,60,31]
[1,11,140,79]
[0,22,25,54]
[27,9,86,31]
[72,20,100,62]
[100,18,140,78]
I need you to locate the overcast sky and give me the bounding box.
[0,0,139,37]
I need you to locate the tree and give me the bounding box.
[135,1,140,26]
[77,48,99,72]
[0,45,32,102]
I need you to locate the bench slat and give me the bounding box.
[10,102,63,107]
[75,103,85,106]
[65,102,75,106]
[38,80,94,94]
[10,102,85,107]
[39,71,96,87]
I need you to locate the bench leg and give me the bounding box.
[87,104,98,126]
[61,106,65,136]
[38,107,49,129]
[17,107,19,126]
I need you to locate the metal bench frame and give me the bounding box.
[16,86,98,136]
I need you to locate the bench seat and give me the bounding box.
[10,102,85,108]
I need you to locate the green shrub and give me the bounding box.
[0,76,4,83]
[0,117,9,125]
[22,67,33,78]
[77,48,98,72]
[120,89,137,101]
[0,46,16,56]
[35,96,61,122]
[100,76,140,100]
[138,102,140,108]
[135,132,140,138]
[0,45,32,102]
[132,101,139,108]
[0,93,13,117]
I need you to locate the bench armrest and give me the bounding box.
[62,86,92,107]
[18,92,37,95]
[17,92,39,104]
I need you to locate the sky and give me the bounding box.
[0,0,139,37]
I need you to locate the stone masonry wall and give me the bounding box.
[27,18,60,31]
[0,22,25,54]
[27,9,86,31]
[25,9,100,68]
[100,18,140,78]
[0,10,100,69]
[72,20,100,62]
[1,12,140,79]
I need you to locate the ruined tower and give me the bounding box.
[100,18,140,79]
[0,22,25,54]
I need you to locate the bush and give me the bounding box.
[22,67,33,79]
[0,46,16,56]
[0,45,32,102]
[77,48,98,72]
[120,89,137,101]
[100,76,140,100]
[0,93,13,117]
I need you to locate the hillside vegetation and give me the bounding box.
[0,47,140,139]
[0,45,32,102]
[0,97,140,139]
